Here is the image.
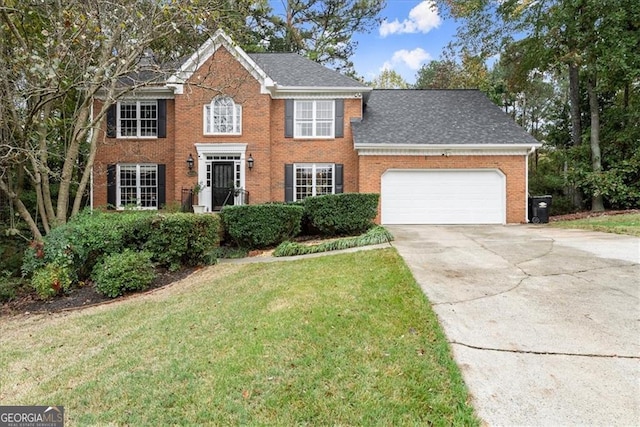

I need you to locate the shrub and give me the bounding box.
[22,229,77,281]
[21,210,152,281]
[0,272,29,303]
[92,250,156,298]
[221,204,303,248]
[302,193,379,236]
[31,263,73,299]
[140,213,221,271]
[273,226,393,257]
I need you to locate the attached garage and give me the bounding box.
[352,90,542,224]
[381,169,506,225]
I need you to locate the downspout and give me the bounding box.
[525,145,537,223]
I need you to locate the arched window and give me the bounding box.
[204,97,242,135]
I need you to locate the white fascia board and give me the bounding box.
[270,86,371,99]
[355,142,543,156]
[94,86,175,101]
[166,29,270,95]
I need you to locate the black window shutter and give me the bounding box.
[335,99,344,138]
[335,164,343,194]
[107,164,117,208]
[106,104,117,138]
[285,164,294,202]
[157,99,167,138]
[157,164,166,207]
[285,99,294,138]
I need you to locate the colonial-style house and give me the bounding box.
[93,30,540,224]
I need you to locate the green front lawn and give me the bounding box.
[0,249,478,426]
[551,213,640,237]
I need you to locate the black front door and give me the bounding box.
[212,162,235,210]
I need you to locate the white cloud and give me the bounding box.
[379,1,441,37]
[382,48,431,71]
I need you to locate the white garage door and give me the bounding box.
[381,169,506,224]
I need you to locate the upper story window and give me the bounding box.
[294,100,334,138]
[204,97,242,135]
[118,100,158,138]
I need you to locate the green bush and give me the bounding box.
[22,229,78,282]
[221,204,303,248]
[31,263,73,299]
[273,226,393,257]
[21,210,152,280]
[301,193,379,236]
[92,250,156,298]
[0,272,29,303]
[140,213,221,271]
[22,210,220,290]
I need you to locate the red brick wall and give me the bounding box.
[173,46,272,203]
[358,154,528,223]
[269,98,362,200]
[94,46,364,208]
[93,99,176,208]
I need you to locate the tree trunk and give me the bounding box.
[586,74,604,212]
[567,63,584,209]
[568,63,581,146]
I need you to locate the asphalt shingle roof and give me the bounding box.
[352,89,540,146]
[248,53,366,88]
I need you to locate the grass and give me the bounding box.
[0,249,478,426]
[551,213,640,236]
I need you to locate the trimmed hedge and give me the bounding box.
[221,204,303,248]
[302,193,379,236]
[139,213,221,271]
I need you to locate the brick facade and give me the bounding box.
[92,31,536,224]
[358,155,528,223]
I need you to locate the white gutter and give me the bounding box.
[355,142,543,156]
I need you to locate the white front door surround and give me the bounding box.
[194,143,248,212]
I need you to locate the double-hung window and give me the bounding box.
[204,97,242,135]
[117,164,158,209]
[294,163,334,201]
[294,100,334,138]
[118,100,158,138]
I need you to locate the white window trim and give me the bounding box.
[293,163,335,201]
[116,163,159,210]
[116,100,158,139]
[294,99,335,139]
[203,97,242,136]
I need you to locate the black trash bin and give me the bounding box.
[529,195,552,224]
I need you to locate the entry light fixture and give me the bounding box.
[247,153,254,170]
[186,153,194,170]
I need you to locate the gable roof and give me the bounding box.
[248,53,366,89]
[352,89,540,152]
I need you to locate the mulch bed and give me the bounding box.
[1,267,196,317]
[4,211,638,317]
[549,209,640,222]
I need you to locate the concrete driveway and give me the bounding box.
[388,225,640,426]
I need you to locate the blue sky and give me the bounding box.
[351,0,458,84]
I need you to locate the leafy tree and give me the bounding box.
[437,0,640,212]
[0,0,249,240]
[414,60,459,89]
[369,69,408,89]
[414,52,490,91]
[257,0,386,73]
